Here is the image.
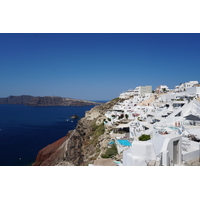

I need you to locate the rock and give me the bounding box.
[32,134,71,166]
[70,115,79,119]
[96,116,106,125]
[55,161,75,166]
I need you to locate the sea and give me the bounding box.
[0,101,107,166]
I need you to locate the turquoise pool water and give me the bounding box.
[117,139,132,146]
[169,127,178,130]
[108,141,115,145]
[114,161,122,164]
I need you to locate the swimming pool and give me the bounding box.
[114,161,122,164]
[117,139,132,146]
[169,127,178,130]
[108,141,115,145]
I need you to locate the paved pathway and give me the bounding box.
[182,158,200,166]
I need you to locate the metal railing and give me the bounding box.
[145,152,163,166]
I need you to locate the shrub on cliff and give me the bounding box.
[90,122,105,146]
[101,144,118,158]
[91,121,99,131]
[118,114,124,120]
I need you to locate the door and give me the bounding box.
[173,140,179,165]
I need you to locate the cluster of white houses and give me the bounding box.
[119,85,152,99]
[104,81,200,166]
[174,81,199,93]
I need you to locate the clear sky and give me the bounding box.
[1,33,200,100]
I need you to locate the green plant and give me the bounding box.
[96,148,101,154]
[138,134,151,141]
[118,131,126,134]
[101,154,110,158]
[103,119,108,123]
[107,118,111,121]
[91,121,99,131]
[101,144,118,158]
[118,114,124,119]
[125,114,129,119]
[89,122,105,145]
[172,98,184,101]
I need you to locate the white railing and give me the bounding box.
[115,139,124,154]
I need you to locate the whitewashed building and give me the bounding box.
[103,81,200,166]
[175,81,198,92]
[155,85,169,93]
[133,86,152,97]
[119,89,134,99]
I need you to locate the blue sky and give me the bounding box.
[1,33,200,100]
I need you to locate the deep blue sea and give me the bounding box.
[0,101,107,166]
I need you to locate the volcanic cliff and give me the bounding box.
[0,95,101,106]
[32,98,123,166]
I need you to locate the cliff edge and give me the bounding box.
[32,98,122,166]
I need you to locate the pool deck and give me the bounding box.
[184,125,200,129]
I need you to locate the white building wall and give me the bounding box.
[161,134,182,166]
[123,141,156,166]
[186,87,200,97]
[180,81,198,91]
[159,93,176,102]
[141,86,152,96]
[182,140,200,162]
[182,150,199,162]
[175,85,181,92]
[156,85,169,93]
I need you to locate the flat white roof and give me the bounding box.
[116,124,129,128]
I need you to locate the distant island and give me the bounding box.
[0,95,102,106]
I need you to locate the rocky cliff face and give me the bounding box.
[33,98,122,166]
[32,134,70,166]
[0,95,100,106]
[0,95,33,105]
